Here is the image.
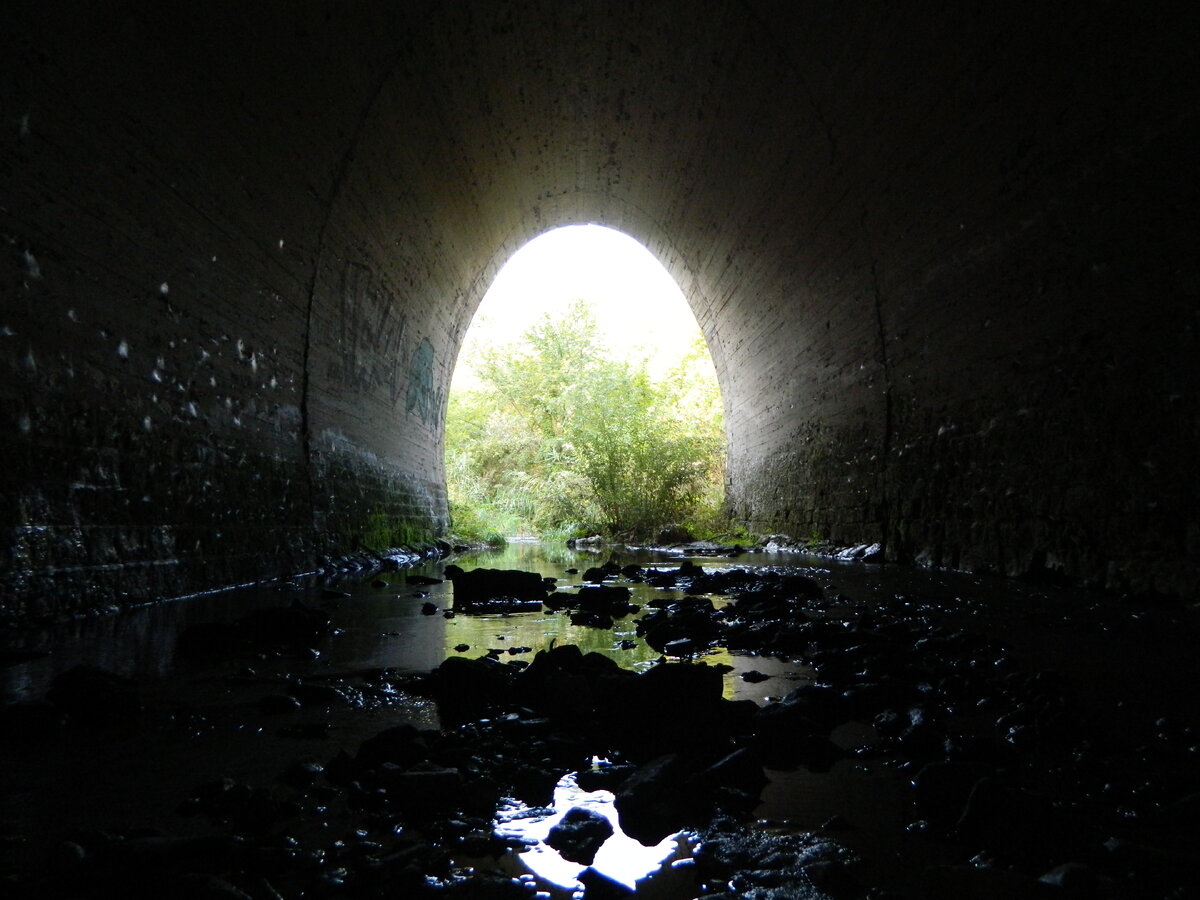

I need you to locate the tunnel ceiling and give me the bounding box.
[2,0,1198,617]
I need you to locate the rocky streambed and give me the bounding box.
[1,544,1198,899]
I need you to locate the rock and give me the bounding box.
[545,806,614,864]
[421,602,438,615]
[662,638,697,656]
[614,754,693,844]
[286,680,351,707]
[912,761,992,828]
[278,760,323,788]
[740,670,770,683]
[429,654,515,720]
[407,575,443,585]
[1038,862,1113,897]
[575,585,635,615]
[578,866,637,898]
[374,765,463,809]
[448,568,548,609]
[956,778,1094,864]
[567,535,604,548]
[697,747,768,796]
[570,610,614,629]
[357,724,429,768]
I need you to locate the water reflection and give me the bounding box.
[496,771,693,897]
[1,542,824,705]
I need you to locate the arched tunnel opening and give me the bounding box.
[1,2,1198,897]
[446,223,726,544]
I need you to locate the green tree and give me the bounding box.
[445,300,726,540]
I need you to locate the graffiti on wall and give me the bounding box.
[405,337,442,428]
[328,260,407,404]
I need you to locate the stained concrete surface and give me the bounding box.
[2,3,1198,613]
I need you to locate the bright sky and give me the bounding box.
[451,224,705,390]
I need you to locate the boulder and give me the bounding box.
[545,806,614,864]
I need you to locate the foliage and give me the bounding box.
[445,300,726,540]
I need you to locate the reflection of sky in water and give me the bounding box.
[495,770,695,897]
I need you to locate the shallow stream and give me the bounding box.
[2,540,1198,898]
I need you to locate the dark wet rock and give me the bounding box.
[47,664,141,725]
[570,610,614,629]
[278,760,323,788]
[578,866,637,898]
[407,574,443,585]
[448,568,548,609]
[582,566,611,583]
[421,601,438,615]
[357,724,429,768]
[956,778,1095,865]
[286,679,355,707]
[663,637,697,656]
[607,662,742,757]
[636,598,721,653]
[179,778,284,830]
[545,806,614,864]
[645,568,678,588]
[740,669,770,683]
[566,535,604,549]
[323,749,358,786]
[576,762,637,792]
[912,761,992,828]
[428,654,516,721]
[1037,862,1115,897]
[374,765,464,809]
[700,747,769,797]
[694,819,858,900]
[575,584,635,615]
[454,643,470,652]
[614,754,694,844]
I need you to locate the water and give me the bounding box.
[3,541,1198,896]
[2,541,822,707]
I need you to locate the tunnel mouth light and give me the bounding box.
[493,768,694,896]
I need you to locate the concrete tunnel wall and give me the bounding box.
[2,1,1198,620]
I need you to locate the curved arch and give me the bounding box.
[1,0,1195,616]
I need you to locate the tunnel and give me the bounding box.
[4,4,1200,896]
[2,0,1198,620]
